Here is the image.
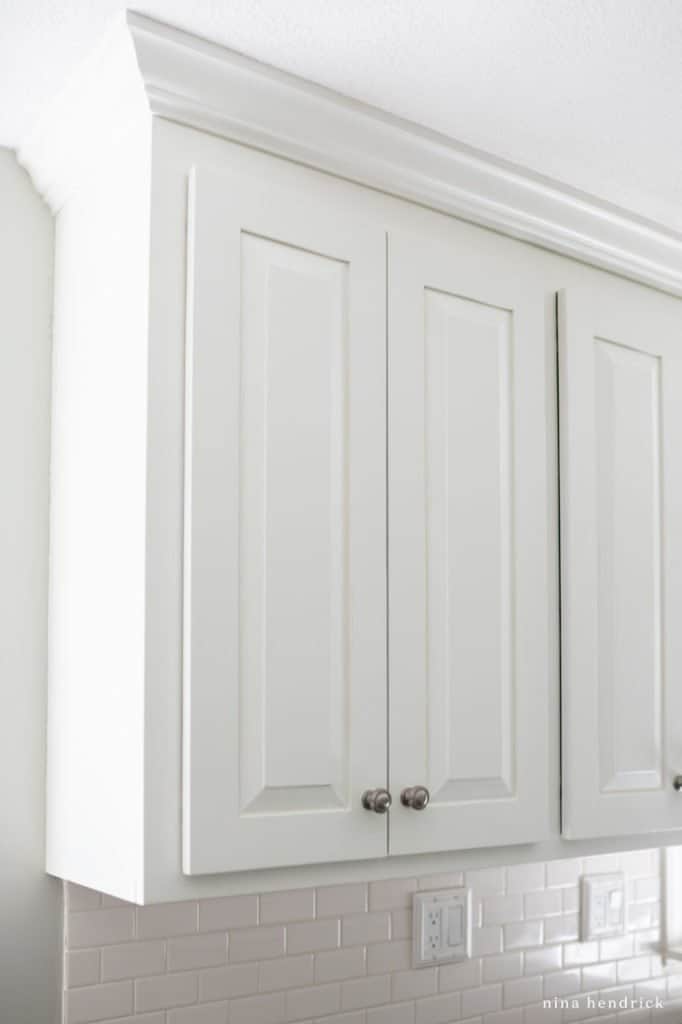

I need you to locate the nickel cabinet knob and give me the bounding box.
[401,785,430,810]
[674,776,682,791]
[361,788,392,814]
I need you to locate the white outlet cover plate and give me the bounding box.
[580,872,626,941]
[412,887,472,968]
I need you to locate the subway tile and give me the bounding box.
[69,908,135,948]
[259,953,314,992]
[66,949,100,988]
[503,921,543,951]
[543,913,579,944]
[486,1011,523,1024]
[285,981,340,1020]
[466,868,506,896]
[315,883,367,918]
[168,1006,228,1024]
[483,953,523,983]
[229,991,286,1024]
[392,967,438,1001]
[543,969,581,999]
[392,908,413,939]
[167,933,227,972]
[507,864,545,894]
[317,1014,365,1024]
[198,896,257,933]
[616,956,651,983]
[287,918,339,954]
[472,926,504,956]
[341,973,391,1010]
[583,854,620,874]
[415,990,461,1023]
[99,1016,165,1024]
[101,940,165,980]
[66,980,133,1023]
[563,941,599,967]
[523,1004,562,1024]
[137,902,197,939]
[67,884,102,912]
[484,894,523,926]
[546,859,582,888]
[367,939,412,974]
[634,877,659,902]
[199,963,259,1003]
[135,971,198,1012]
[369,877,418,910]
[562,887,579,914]
[523,946,561,976]
[622,850,657,878]
[342,911,391,946]
[367,1001,416,1024]
[599,935,634,960]
[523,890,562,920]
[228,926,285,963]
[439,958,482,992]
[461,982,502,1017]
[418,872,464,891]
[260,889,315,924]
[314,946,366,983]
[504,976,543,1008]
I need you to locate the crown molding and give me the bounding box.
[20,11,682,295]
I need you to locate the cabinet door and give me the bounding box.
[560,284,682,839]
[388,227,553,856]
[183,165,387,874]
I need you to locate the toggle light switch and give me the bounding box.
[412,887,471,967]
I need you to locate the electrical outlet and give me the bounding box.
[580,873,626,940]
[412,887,471,967]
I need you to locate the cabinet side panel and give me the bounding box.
[47,140,150,902]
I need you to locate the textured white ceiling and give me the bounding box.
[2,0,682,231]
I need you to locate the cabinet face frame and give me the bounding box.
[182,164,388,874]
[559,285,682,840]
[387,227,554,856]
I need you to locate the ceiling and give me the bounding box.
[3,0,682,231]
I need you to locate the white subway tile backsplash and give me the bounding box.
[341,973,391,1010]
[66,981,134,1023]
[69,908,136,949]
[228,926,285,963]
[287,918,339,955]
[198,895,257,933]
[101,941,165,981]
[134,972,198,1013]
[136,902,197,940]
[259,953,314,993]
[199,963,259,1003]
[260,889,315,924]
[314,946,366,984]
[60,848,666,1024]
[342,912,390,947]
[415,990,461,1023]
[316,884,367,918]
[166,934,227,972]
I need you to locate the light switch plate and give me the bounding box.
[412,887,471,967]
[580,873,626,940]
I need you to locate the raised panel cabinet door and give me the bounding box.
[183,165,387,874]
[559,285,682,839]
[388,228,554,856]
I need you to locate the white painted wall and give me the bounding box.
[0,147,61,1024]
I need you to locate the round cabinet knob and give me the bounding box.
[361,788,392,814]
[401,785,430,810]
[674,775,682,791]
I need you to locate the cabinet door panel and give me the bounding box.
[183,165,386,874]
[560,285,682,838]
[388,228,553,856]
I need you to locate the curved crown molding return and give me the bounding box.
[18,10,682,295]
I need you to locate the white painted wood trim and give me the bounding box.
[20,10,682,295]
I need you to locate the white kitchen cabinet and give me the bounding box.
[23,12,682,903]
[559,281,682,839]
[388,228,553,855]
[183,167,388,874]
